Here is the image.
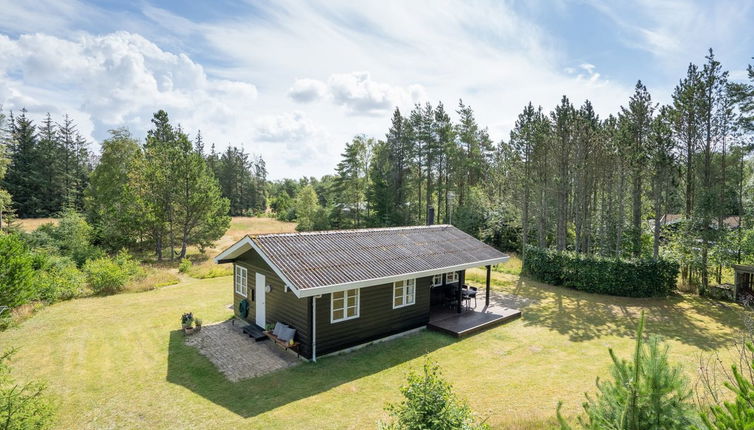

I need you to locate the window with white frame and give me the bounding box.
[431,274,443,287]
[393,279,416,308]
[234,265,248,297]
[446,271,459,283]
[331,289,360,323]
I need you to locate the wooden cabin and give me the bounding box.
[215,225,513,361]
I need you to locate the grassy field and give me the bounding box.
[2,218,748,428]
[16,217,59,231]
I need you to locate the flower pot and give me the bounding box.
[183,327,195,335]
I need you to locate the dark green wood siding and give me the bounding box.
[232,251,312,358]
[314,276,432,356]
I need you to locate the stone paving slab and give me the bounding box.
[185,320,299,382]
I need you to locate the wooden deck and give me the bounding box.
[427,295,521,338]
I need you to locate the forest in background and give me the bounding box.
[0,49,753,293]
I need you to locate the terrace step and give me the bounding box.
[242,324,268,342]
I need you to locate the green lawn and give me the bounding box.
[0,270,747,429]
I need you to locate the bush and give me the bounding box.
[380,359,489,430]
[700,342,754,429]
[83,251,143,295]
[33,255,86,302]
[0,234,35,308]
[523,246,679,297]
[27,211,103,266]
[178,258,192,273]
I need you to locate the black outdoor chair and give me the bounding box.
[463,285,478,309]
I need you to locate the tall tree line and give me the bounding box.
[274,49,754,294]
[1,109,90,217]
[204,143,267,216]
[507,50,751,291]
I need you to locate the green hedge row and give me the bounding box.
[522,246,679,297]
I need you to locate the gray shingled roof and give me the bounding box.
[250,225,507,291]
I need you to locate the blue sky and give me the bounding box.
[0,0,752,178]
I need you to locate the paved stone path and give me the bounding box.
[185,320,299,382]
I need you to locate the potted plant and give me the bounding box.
[181,312,195,334]
[194,317,202,332]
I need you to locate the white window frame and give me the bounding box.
[331,288,360,323]
[393,279,416,309]
[431,274,443,287]
[235,265,248,297]
[446,271,459,284]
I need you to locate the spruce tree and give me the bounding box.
[4,109,42,217]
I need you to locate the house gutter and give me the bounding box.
[293,256,509,298]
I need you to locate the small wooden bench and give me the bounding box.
[263,330,301,358]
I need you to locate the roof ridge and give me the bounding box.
[253,224,452,238]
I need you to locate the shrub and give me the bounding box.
[0,349,55,429]
[0,234,35,308]
[28,210,102,267]
[83,251,143,295]
[557,312,696,429]
[699,342,754,429]
[523,246,679,297]
[178,258,192,273]
[380,359,489,430]
[33,255,86,302]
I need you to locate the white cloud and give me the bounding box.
[12,0,745,178]
[289,72,427,115]
[0,31,258,147]
[287,78,327,103]
[326,72,426,115]
[254,111,331,167]
[255,111,318,143]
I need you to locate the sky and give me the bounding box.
[0,0,752,179]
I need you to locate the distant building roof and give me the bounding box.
[216,225,508,297]
[648,214,741,229]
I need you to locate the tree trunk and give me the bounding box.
[632,171,642,257]
[652,174,661,259]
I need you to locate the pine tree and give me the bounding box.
[700,343,754,429]
[4,109,42,217]
[172,130,230,257]
[433,102,455,224]
[622,81,655,257]
[334,136,370,228]
[510,103,538,254]
[385,108,410,225]
[551,96,575,251]
[649,106,676,259]
[37,113,63,215]
[557,312,694,429]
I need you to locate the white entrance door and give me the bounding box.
[255,273,266,327]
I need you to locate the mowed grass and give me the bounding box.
[1,261,748,429]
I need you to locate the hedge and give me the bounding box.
[522,246,679,297]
